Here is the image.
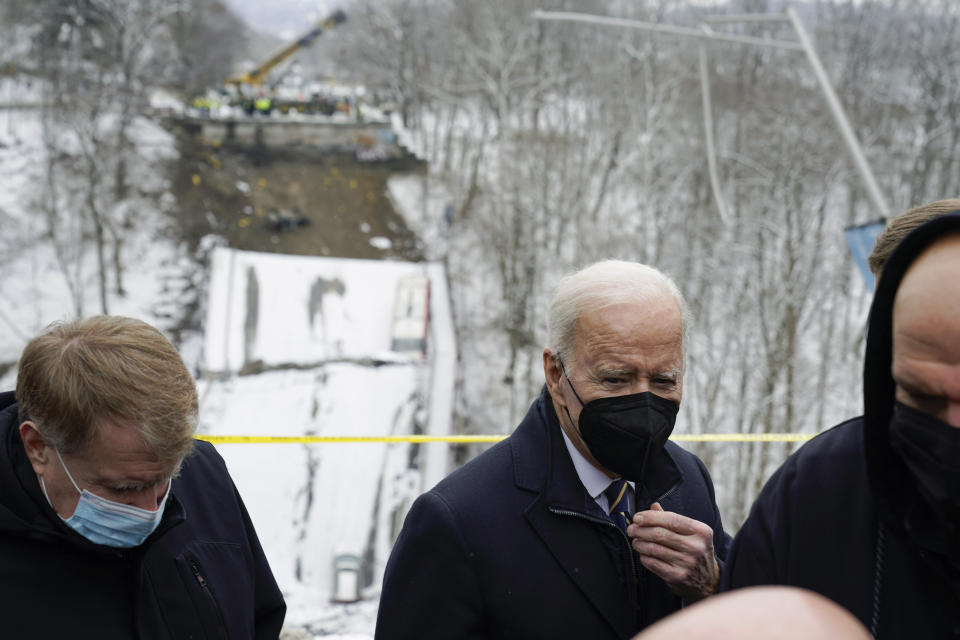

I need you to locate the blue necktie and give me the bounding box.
[604,478,631,534]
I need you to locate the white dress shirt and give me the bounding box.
[560,429,635,514]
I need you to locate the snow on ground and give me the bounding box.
[202,248,438,370]
[0,99,453,636]
[0,108,189,375]
[386,174,451,263]
[200,247,456,637]
[199,365,420,639]
[0,75,42,107]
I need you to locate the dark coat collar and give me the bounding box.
[507,386,685,637]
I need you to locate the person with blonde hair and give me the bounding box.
[867,198,960,276]
[0,316,285,639]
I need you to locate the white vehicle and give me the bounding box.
[390,275,430,357]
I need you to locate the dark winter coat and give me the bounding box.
[375,387,730,640]
[0,391,286,639]
[721,212,960,638]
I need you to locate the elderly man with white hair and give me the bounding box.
[376,260,731,640]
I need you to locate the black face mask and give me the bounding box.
[560,361,679,482]
[889,401,960,529]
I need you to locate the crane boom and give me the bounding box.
[225,9,347,88]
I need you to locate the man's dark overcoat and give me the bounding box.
[376,387,730,639]
[0,391,286,639]
[721,212,960,638]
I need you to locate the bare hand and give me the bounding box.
[626,502,719,601]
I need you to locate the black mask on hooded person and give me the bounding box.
[558,359,679,482]
[889,402,960,531]
[862,211,960,556]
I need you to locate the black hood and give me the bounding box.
[0,391,60,541]
[863,211,960,516]
[0,390,15,415]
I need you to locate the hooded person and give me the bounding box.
[721,211,960,637]
[376,260,730,640]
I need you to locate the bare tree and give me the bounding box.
[26,0,200,313]
[284,0,960,526]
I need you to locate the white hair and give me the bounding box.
[547,260,689,369]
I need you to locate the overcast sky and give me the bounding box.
[222,0,342,40]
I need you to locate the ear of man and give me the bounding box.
[543,349,567,408]
[19,422,51,475]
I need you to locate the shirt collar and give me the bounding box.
[560,428,633,499]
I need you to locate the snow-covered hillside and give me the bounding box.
[198,248,456,636]
[0,93,458,637]
[0,105,191,372]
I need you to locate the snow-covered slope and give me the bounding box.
[0,93,456,636]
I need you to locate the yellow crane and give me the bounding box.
[225,9,347,89]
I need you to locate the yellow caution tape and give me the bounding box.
[195,435,504,444]
[195,433,816,444]
[671,433,815,443]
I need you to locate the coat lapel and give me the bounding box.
[513,388,635,639]
[524,498,634,638]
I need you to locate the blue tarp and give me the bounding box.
[844,218,886,291]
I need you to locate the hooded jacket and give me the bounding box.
[0,391,286,639]
[721,212,960,638]
[376,387,730,639]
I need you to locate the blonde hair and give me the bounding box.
[16,316,197,470]
[869,198,960,275]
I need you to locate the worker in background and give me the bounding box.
[254,95,272,116]
[191,96,210,115]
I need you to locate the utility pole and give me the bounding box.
[783,7,888,218]
[533,8,890,221]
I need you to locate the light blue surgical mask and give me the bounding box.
[40,449,170,548]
